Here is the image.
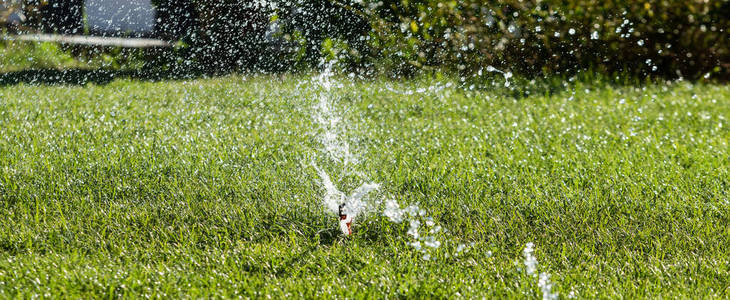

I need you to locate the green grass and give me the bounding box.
[0,41,81,71]
[0,40,146,73]
[0,74,728,298]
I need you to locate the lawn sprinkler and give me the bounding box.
[338,203,352,236]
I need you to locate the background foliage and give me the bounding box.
[178,0,729,79]
[353,0,729,80]
[2,0,728,80]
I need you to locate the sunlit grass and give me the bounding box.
[0,75,728,298]
[0,41,81,71]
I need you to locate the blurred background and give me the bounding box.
[0,0,728,81]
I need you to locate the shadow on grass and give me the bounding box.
[0,66,694,99]
[316,228,344,246]
[0,67,207,86]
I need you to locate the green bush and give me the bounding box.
[178,0,729,79]
[355,0,729,80]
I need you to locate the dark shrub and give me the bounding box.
[154,0,198,42]
[184,1,272,73]
[277,0,370,66]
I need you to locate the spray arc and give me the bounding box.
[309,61,382,237]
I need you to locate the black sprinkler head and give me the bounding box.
[338,203,346,218]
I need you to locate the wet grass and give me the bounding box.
[0,75,728,298]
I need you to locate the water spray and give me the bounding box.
[312,161,378,237]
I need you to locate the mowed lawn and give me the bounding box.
[0,75,728,298]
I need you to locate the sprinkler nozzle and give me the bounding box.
[338,203,352,236]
